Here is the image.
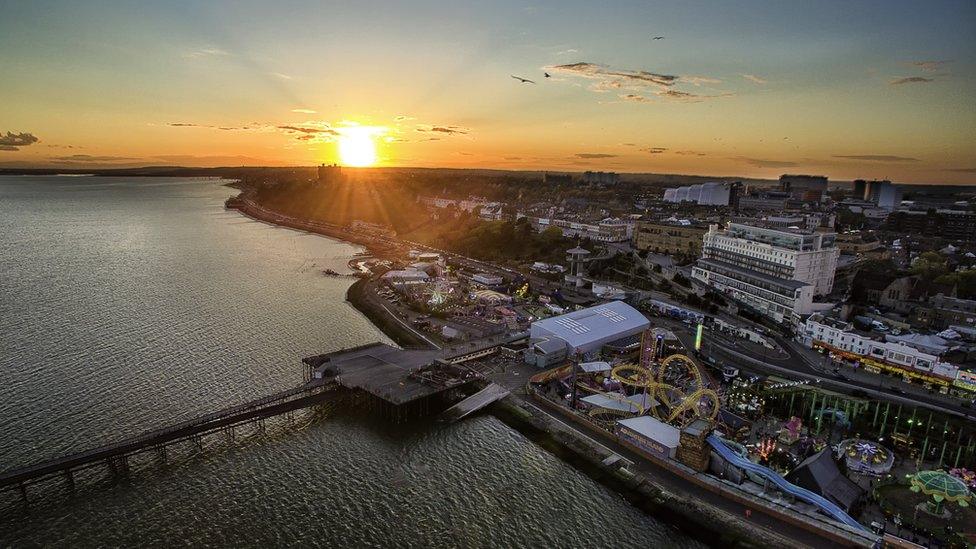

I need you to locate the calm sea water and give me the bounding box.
[0,176,703,548]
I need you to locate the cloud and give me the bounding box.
[622,90,732,104]
[833,154,918,163]
[556,48,579,56]
[0,131,40,151]
[575,153,617,159]
[641,147,667,154]
[741,74,767,85]
[277,125,337,135]
[549,62,733,105]
[271,72,293,80]
[675,150,706,156]
[621,143,637,147]
[395,115,415,121]
[416,125,468,135]
[909,60,950,72]
[890,76,934,85]
[49,154,136,162]
[183,47,230,59]
[551,62,677,87]
[682,76,722,86]
[734,156,797,168]
[944,167,976,173]
[504,156,522,161]
[291,109,316,114]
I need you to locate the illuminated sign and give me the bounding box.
[695,324,703,351]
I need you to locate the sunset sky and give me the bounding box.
[1,0,975,183]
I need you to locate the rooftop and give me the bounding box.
[532,301,650,348]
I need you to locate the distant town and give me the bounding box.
[5,165,976,547]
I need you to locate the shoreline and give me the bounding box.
[225,193,866,548]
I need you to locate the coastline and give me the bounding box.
[226,196,435,350]
[224,193,864,548]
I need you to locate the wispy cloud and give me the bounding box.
[49,154,135,162]
[734,156,797,168]
[551,62,678,87]
[641,147,667,154]
[416,125,468,135]
[575,153,617,159]
[277,124,337,135]
[908,60,950,72]
[183,47,230,59]
[0,131,39,151]
[682,76,722,86]
[675,150,706,156]
[890,76,934,85]
[740,74,767,85]
[271,72,293,80]
[833,154,918,163]
[556,48,579,56]
[291,108,316,114]
[550,62,732,104]
[944,167,976,173]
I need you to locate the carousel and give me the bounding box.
[837,438,894,476]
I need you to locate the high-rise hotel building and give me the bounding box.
[692,223,839,324]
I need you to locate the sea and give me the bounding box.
[0,175,704,548]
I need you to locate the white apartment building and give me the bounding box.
[799,313,960,387]
[523,216,632,243]
[692,223,839,324]
[662,182,731,206]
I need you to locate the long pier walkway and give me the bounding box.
[0,380,337,497]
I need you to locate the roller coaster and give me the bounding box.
[593,330,721,427]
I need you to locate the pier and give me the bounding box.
[2,340,521,503]
[0,380,337,500]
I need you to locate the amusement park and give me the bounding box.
[526,305,976,548]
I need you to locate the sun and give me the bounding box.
[337,127,378,167]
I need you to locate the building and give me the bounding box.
[692,223,839,324]
[662,182,733,206]
[798,313,960,389]
[852,179,867,200]
[524,216,632,243]
[862,180,902,211]
[835,231,889,261]
[528,301,650,357]
[779,174,828,203]
[565,246,590,287]
[317,163,343,184]
[581,171,620,185]
[885,210,976,242]
[470,273,504,288]
[542,172,573,185]
[784,450,863,514]
[616,416,681,460]
[633,220,708,256]
[737,190,790,212]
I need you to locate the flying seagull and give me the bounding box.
[652,36,665,40]
[511,75,536,84]
[544,72,551,78]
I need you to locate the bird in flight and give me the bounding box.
[652,36,665,40]
[511,75,536,84]
[544,72,551,78]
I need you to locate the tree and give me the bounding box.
[910,251,948,281]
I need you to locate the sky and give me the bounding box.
[1,0,975,184]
